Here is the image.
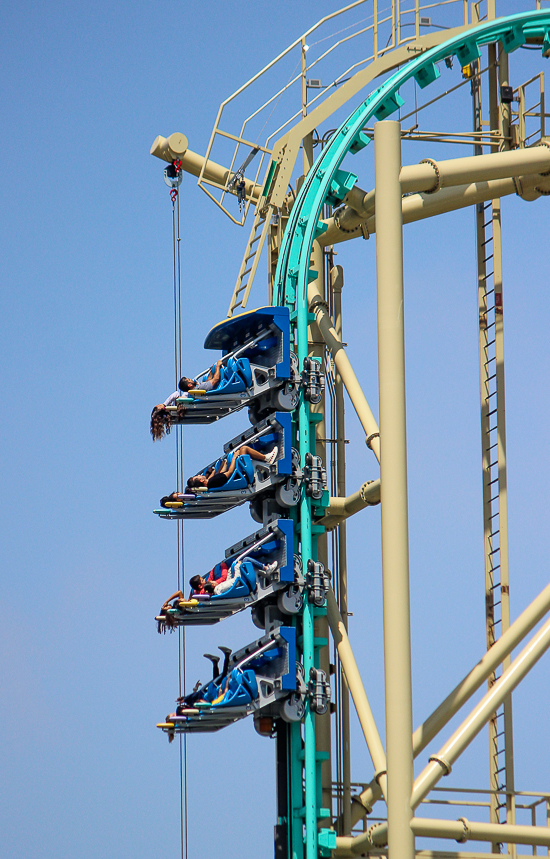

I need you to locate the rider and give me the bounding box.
[151,360,224,441]
[159,443,278,503]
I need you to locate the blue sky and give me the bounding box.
[1,2,550,858]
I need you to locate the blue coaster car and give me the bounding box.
[157,627,305,735]
[165,306,299,425]
[156,519,304,628]
[154,412,302,520]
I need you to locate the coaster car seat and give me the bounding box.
[207,454,254,492]
[210,558,258,601]
[214,357,252,394]
[210,668,258,708]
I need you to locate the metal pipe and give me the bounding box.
[344,143,550,216]
[337,816,550,853]
[326,590,387,794]
[150,133,261,200]
[375,119,414,859]
[413,582,550,756]
[410,818,550,848]
[412,616,550,810]
[318,480,381,529]
[398,143,550,194]
[319,171,550,246]
[332,263,352,835]
[345,582,550,830]
[307,280,380,461]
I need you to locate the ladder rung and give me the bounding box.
[241,266,252,277]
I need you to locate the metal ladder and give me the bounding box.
[473,53,515,848]
[227,204,273,317]
[477,197,509,825]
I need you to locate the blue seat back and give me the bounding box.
[215,358,247,394]
[212,668,258,708]
[211,576,251,601]
[235,357,252,388]
[210,559,257,601]
[239,559,257,590]
[208,454,254,493]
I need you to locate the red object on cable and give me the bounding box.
[170,188,178,203]
[173,159,182,174]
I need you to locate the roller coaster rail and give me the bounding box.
[149,3,550,859]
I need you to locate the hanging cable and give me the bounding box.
[170,166,188,859]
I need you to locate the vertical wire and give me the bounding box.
[173,190,188,859]
[177,191,188,859]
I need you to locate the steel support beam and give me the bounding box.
[318,480,381,530]
[332,263,352,835]
[375,119,414,859]
[343,581,550,830]
[336,817,550,854]
[150,133,261,201]
[308,280,380,460]
[411,616,550,810]
[346,144,550,215]
[319,171,550,247]
[327,589,387,795]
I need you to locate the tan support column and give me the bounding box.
[374,120,414,859]
[332,264,352,834]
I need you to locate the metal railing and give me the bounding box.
[510,72,549,147]
[332,783,550,852]
[197,0,478,223]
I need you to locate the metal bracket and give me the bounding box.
[308,667,331,715]
[428,754,452,776]
[301,357,325,404]
[304,452,327,500]
[306,560,330,607]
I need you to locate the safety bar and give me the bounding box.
[194,328,272,382]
